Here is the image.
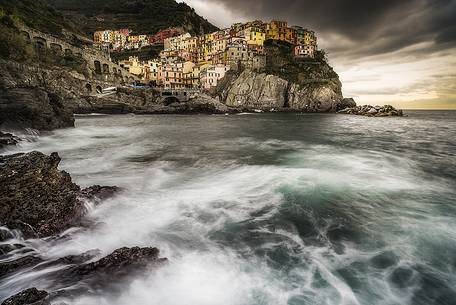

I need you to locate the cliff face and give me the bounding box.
[214,40,354,112]
[216,69,346,112]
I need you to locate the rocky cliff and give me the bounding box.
[215,69,352,112]
[214,40,355,112]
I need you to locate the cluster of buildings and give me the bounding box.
[93,27,184,51]
[103,20,318,89]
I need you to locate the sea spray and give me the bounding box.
[2,112,455,305]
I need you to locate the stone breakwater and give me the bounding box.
[337,105,404,117]
[0,151,166,304]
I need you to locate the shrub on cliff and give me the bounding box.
[0,16,36,61]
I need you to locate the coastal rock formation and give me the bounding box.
[184,93,230,113]
[1,288,49,305]
[0,254,43,278]
[1,247,167,304]
[0,87,75,131]
[215,69,349,112]
[0,60,76,131]
[213,41,352,112]
[80,185,121,204]
[219,70,288,109]
[0,132,19,149]
[62,246,167,289]
[338,105,403,117]
[0,151,118,238]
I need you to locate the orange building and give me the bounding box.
[266,20,288,41]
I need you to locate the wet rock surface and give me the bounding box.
[338,105,404,117]
[0,151,118,238]
[80,185,121,205]
[60,246,167,289]
[0,132,20,149]
[1,288,49,305]
[1,247,167,304]
[0,151,167,298]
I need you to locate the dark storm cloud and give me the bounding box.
[207,0,456,57]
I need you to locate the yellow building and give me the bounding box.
[182,61,197,87]
[183,37,198,52]
[124,56,143,77]
[128,35,140,43]
[164,33,192,51]
[244,26,266,46]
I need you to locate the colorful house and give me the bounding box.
[93,31,103,43]
[147,60,161,83]
[200,64,230,89]
[164,33,192,51]
[285,27,296,44]
[159,61,185,89]
[266,20,288,41]
[244,26,266,46]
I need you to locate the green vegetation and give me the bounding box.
[111,44,164,62]
[0,0,81,37]
[264,40,338,85]
[0,13,89,75]
[0,15,37,61]
[44,0,218,35]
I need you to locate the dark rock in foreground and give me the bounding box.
[1,288,49,305]
[80,185,121,205]
[0,255,42,278]
[0,151,118,238]
[61,246,167,289]
[338,105,403,117]
[0,87,74,131]
[0,132,19,149]
[1,247,167,304]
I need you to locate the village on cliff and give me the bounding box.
[93,20,318,90]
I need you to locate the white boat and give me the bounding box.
[102,87,117,93]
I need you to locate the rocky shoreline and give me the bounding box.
[0,151,166,304]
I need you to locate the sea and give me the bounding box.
[1,111,456,305]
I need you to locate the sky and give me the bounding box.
[181,0,456,109]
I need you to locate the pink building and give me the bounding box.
[119,29,130,37]
[158,61,185,89]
